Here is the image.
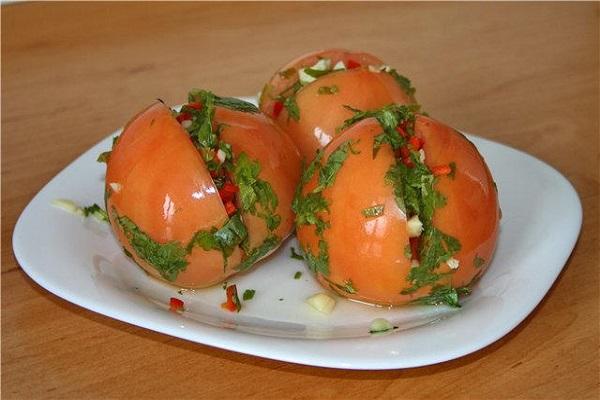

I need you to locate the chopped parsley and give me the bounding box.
[294,271,303,279]
[303,239,330,276]
[232,153,281,232]
[283,95,300,121]
[188,89,259,114]
[97,136,119,164]
[449,161,457,179]
[325,277,358,294]
[116,214,188,282]
[236,235,280,272]
[410,285,471,308]
[290,247,304,260]
[386,69,416,98]
[362,204,385,218]
[404,244,412,260]
[317,85,339,95]
[474,254,486,268]
[242,289,256,301]
[186,213,248,266]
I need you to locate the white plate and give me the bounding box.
[13,100,582,369]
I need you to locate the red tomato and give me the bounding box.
[295,115,500,306]
[106,101,301,288]
[259,49,417,160]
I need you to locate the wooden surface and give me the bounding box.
[2,2,598,399]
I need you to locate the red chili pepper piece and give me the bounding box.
[347,59,361,69]
[409,237,420,261]
[409,136,424,151]
[399,146,410,159]
[395,126,408,138]
[188,102,202,110]
[273,101,284,118]
[402,157,414,168]
[221,284,241,312]
[176,112,192,123]
[431,165,452,176]
[218,182,239,202]
[169,297,184,312]
[224,201,237,216]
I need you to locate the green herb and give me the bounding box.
[303,239,330,276]
[314,140,357,192]
[362,204,384,218]
[214,96,259,113]
[97,136,119,163]
[283,95,300,121]
[404,244,412,260]
[187,214,248,266]
[294,271,302,279]
[82,204,109,222]
[290,247,304,260]
[337,104,419,157]
[97,151,111,163]
[292,192,329,234]
[325,278,357,294]
[303,67,331,79]
[232,153,281,232]
[449,162,457,179]
[236,235,280,272]
[185,90,218,149]
[386,69,416,97]
[411,285,471,308]
[318,85,339,95]
[242,289,256,301]
[474,254,486,269]
[116,214,188,281]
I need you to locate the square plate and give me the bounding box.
[13,105,581,369]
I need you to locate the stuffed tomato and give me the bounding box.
[259,49,417,160]
[104,90,301,288]
[294,105,500,307]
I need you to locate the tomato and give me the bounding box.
[106,101,301,288]
[295,114,499,306]
[259,49,417,160]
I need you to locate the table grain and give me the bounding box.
[2,2,598,399]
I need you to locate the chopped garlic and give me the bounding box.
[447,257,460,270]
[310,58,331,71]
[52,199,84,216]
[419,149,426,163]
[333,60,346,70]
[407,215,423,238]
[306,293,336,314]
[181,119,192,129]
[369,318,394,334]
[216,149,227,163]
[109,182,122,193]
[368,64,392,73]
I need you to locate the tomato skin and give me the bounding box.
[259,49,417,161]
[106,102,301,288]
[296,116,500,306]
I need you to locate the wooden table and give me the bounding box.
[2,2,598,399]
